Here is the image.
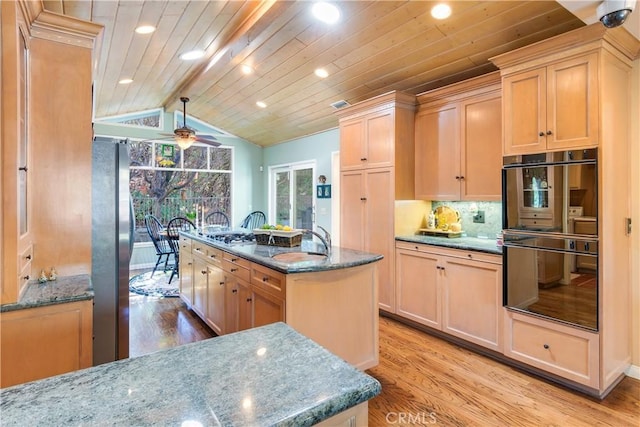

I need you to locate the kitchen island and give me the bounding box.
[179,230,382,370]
[0,322,381,426]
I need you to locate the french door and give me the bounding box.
[269,161,315,230]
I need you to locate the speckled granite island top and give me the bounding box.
[396,235,503,255]
[185,231,383,274]
[0,274,93,312]
[0,322,381,426]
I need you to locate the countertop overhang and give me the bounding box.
[0,322,381,426]
[184,230,383,274]
[0,274,93,312]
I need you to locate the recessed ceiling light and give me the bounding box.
[312,2,340,24]
[180,50,205,61]
[135,25,156,34]
[314,68,329,78]
[431,3,452,20]
[256,101,267,108]
[241,64,254,75]
[118,78,133,85]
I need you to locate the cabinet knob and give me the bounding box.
[231,258,238,262]
[459,176,465,180]
[23,275,30,280]
[539,131,545,137]
[246,297,253,302]
[201,270,207,275]
[360,197,367,201]
[26,254,32,260]
[455,176,460,180]
[231,268,238,272]
[188,262,192,266]
[19,166,28,172]
[232,289,238,294]
[262,276,269,282]
[360,157,367,161]
[543,344,550,349]
[467,254,472,258]
[546,130,552,136]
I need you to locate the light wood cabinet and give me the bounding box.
[415,73,502,201]
[336,91,416,313]
[395,242,503,352]
[491,23,638,397]
[252,286,285,328]
[192,257,208,320]
[341,168,395,311]
[206,264,226,336]
[1,300,93,388]
[501,53,598,155]
[179,251,194,307]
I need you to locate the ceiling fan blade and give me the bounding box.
[195,135,221,147]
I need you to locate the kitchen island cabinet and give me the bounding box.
[0,322,381,426]
[180,232,381,370]
[395,240,503,352]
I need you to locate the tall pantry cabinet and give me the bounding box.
[336,92,416,313]
[491,23,639,396]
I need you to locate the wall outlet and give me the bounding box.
[473,210,485,223]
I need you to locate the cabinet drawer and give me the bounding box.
[205,247,223,265]
[222,259,250,282]
[504,311,599,388]
[520,218,554,228]
[395,241,502,265]
[222,252,251,269]
[191,241,208,258]
[251,263,286,299]
[179,236,193,254]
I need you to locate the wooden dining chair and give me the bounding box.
[205,211,230,228]
[240,211,266,230]
[144,214,173,278]
[165,217,195,284]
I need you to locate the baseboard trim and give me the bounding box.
[626,364,640,380]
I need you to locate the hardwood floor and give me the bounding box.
[129,297,640,426]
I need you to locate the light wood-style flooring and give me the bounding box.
[129,296,640,426]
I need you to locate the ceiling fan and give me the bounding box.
[158,97,220,150]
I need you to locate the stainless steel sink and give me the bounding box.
[271,252,328,264]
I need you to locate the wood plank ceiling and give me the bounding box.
[41,1,584,147]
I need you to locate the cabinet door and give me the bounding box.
[365,109,394,168]
[364,168,395,312]
[340,171,365,251]
[460,93,502,201]
[179,252,194,307]
[206,264,225,336]
[441,256,502,352]
[339,119,365,170]
[192,257,208,319]
[503,67,547,155]
[253,286,285,327]
[237,279,253,331]
[546,53,599,150]
[224,276,239,335]
[395,247,441,329]
[415,104,459,200]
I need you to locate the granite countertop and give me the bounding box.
[185,231,383,274]
[0,322,381,426]
[396,235,503,255]
[0,274,93,313]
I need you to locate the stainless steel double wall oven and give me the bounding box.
[502,149,598,331]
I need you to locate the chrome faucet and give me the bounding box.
[317,225,331,249]
[303,227,331,256]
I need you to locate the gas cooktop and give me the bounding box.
[199,228,256,245]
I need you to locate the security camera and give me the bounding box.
[597,0,635,28]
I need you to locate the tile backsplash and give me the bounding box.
[431,201,502,239]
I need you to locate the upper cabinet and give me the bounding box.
[415,73,502,201]
[501,53,599,155]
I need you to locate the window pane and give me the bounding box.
[295,168,313,230]
[210,147,232,171]
[184,145,208,169]
[276,171,290,226]
[129,140,153,167]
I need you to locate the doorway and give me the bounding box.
[269,161,315,229]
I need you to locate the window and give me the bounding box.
[129,139,232,242]
[95,108,163,129]
[269,161,315,230]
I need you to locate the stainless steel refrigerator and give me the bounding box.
[92,136,132,365]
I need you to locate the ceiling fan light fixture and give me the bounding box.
[312,2,340,24]
[431,3,452,20]
[135,25,156,35]
[180,50,205,61]
[176,134,196,150]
